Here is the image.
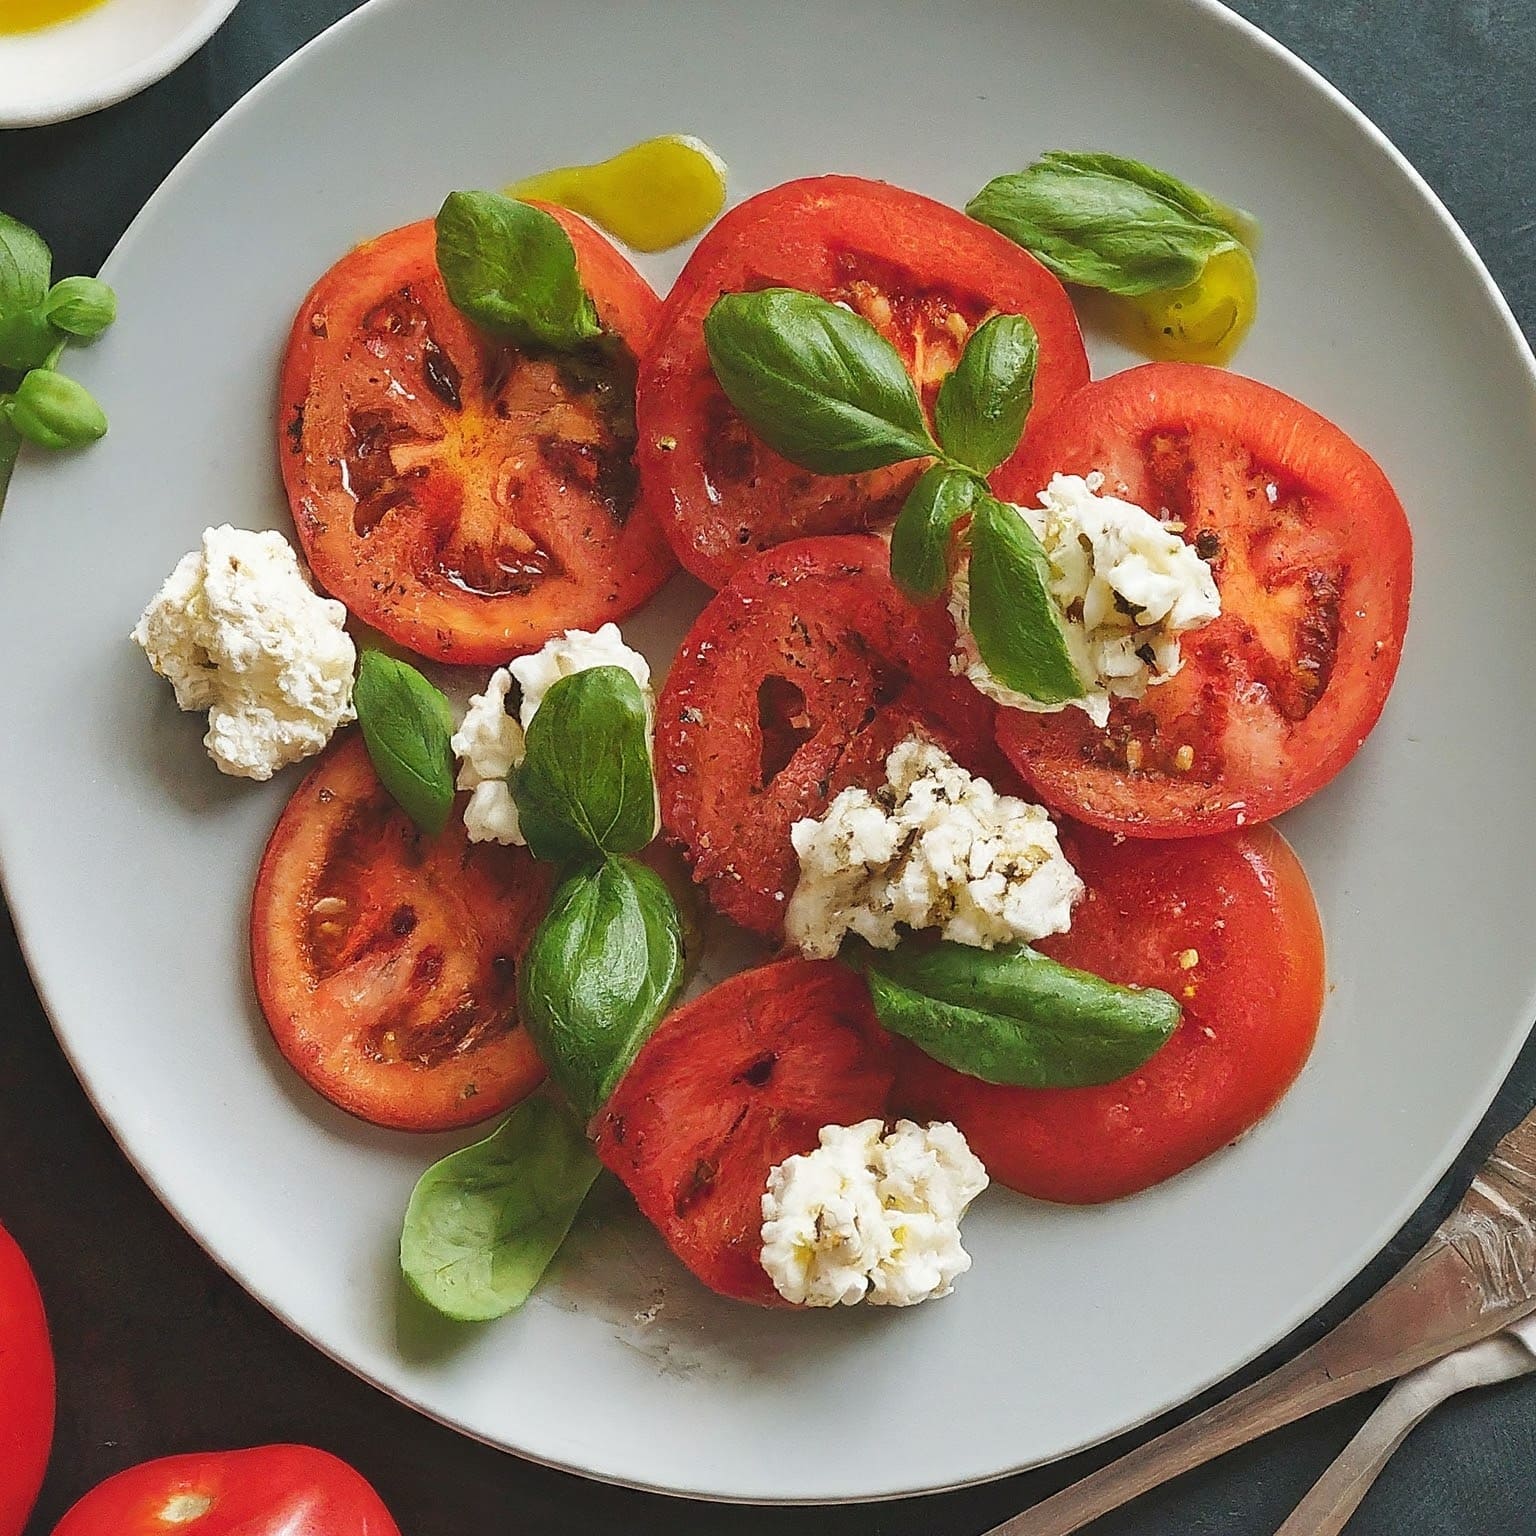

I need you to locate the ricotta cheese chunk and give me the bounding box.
[760,1119,989,1308]
[451,668,526,846]
[507,623,653,731]
[785,736,1082,959]
[950,472,1222,728]
[131,525,356,781]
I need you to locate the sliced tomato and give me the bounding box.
[991,363,1412,836]
[897,824,1325,1203]
[0,1222,52,1536]
[250,734,553,1132]
[279,211,675,664]
[593,959,895,1305]
[657,534,1005,938]
[637,176,1090,586]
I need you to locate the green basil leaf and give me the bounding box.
[516,666,656,863]
[703,287,938,474]
[0,213,50,317]
[3,370,107,451]
[435,190,601,351]
[967,494,1083,706]
[352,650,456,836]
[0,308,59,372]
[43,276,117,340]
[967,151,1247,296]
[889,464,978,601]
[867,941,1180,1088]
[520,856,684,1119]
[400,1093,601,1321]
[933,313,1038,475]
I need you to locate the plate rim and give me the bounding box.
[4,0,1535,1505]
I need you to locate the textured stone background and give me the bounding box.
[3,2,1533,1531]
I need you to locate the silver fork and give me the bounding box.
[1273,1310,1536,1536]
[985,1106,1536,1536]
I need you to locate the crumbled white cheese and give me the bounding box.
[451,668,526,846]
[131,525,355,781]
[950,472,1221,728]
[760,1119,988,1308]
[508,623,653,731]
[785,736,1082,959]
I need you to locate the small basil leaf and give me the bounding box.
[967,494,1083,706]
[0,308,59,372]
[703,287,938,474]
[400,1093,602,1321]
[516,666,656,862]
[0,213,51,316]
[868,941,1180,1089]
[933,313,1038,475]
[890,464,978,601]
[967,152,1245,297]
[520,856,684,1119]
[3,370,107,450]
[43,276,117,340]
[435,190,601,351]
[352,650,456,836]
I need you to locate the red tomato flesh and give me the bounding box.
[279,212,675,664]
[50,1445,399,1536]
[992,363,1412,837]
[897,823,1325,1203]
[657,534,1005,939]
[637,176,1090,586]
[593,960,895,1305]
[0,1222,52,1536]
[250,734,553,1132]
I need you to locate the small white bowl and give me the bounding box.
[0,0,242,128]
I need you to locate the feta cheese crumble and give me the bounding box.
[131,525,355,781]
[507,623,653,731]
[760,1119,989,1307]
[951,472,1221,728]
[451,668,526,846]
[785,736,1082,959]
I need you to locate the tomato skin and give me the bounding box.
[637,175,1090,586]
[50,1446,400,1536]
[0,1223,52,1536]
[593,960,895,1305]
[992,363,1412,837]
[657,534,1006,938]
[279,210,675,665]
[251,734,553,1132]
[897,824,1325,1203]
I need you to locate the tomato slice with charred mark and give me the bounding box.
[637,176,1090,586]
[593,959,895,1305]
[991,363,1412,836]
[250,734,553,1132]
[279,212,675,664]
[897,824,1325,1203]
[657,534,1006,939]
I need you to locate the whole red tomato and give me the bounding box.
[51,1446,400,1536]
[0,1221,54,1536]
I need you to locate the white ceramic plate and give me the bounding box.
[0,0,242,129]
[2,0,1534,1505]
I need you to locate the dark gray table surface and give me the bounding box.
[3,2,1534,1532]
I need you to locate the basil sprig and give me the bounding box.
[521,857,684,1119]
[0,211,116,503]
[435,190,602,352]
[933,313,1037,476]
[400,1092,602,1321]
[967,151,1256,297]
[352,650,456,836]
[967,493,1084,706]
[866,940,1180,1089]
[515,666,657,863]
